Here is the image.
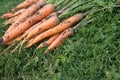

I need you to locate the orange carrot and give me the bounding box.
[26,13,86,48]
[22,12,57,44]
[1,13,14,19]
[44,18,95,53]
[4,0,46,35]
[14,0,45,10]
[25,13,59,41]
[10,19,46,43]
[36,33,60,49]
[10,8,26,18]
[0,4,54,44]
[1,9,26,19]
[4,15,20,25]
[44,28,74,53]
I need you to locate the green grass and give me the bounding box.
[0,0,120,80]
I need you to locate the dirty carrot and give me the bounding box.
[4,1,46,35]
[22,12,57,44]
[26,12,87,48]
[4,15,20,25]
[13,0,45,10]
[1,9,26,19]
[1,13,14,19]
[25,13,59,40]
[0,4,55,44]
[44,18,95,53]
[10,19,45,44]
[36,33,60,49]
[9,8,26,18]
[44,28,74,53]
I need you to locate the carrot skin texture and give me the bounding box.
[22,12,57,44]
[26,14,59,40]
[44,28,74,53]
[2,4,54,44]
[37,33,60,49]
[4,1,46,35]
[15,0,45,10]
[4,15,20,25]
[10,9,26,18]
[26,13,84,48]
[1,13,14,19]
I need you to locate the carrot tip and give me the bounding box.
[0,38,3,42]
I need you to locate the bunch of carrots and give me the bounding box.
[0,0,94,54]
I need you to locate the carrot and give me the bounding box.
[1,13,14,19]
[44,28,74,53]
[4,15,20,25]
[43,18,95,53]
[25,13,59,41]
[10,8,26,18]
[13,0,45,10]
[1,9,26,19]
[36,33,60,49]
[9,19,46,43]
[0,4,55,44]
[26,12,87,48]
[22,12,57,44]
[4,0,46,35]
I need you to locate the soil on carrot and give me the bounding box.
[0,0,120,80]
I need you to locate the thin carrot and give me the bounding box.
[10,8,26,18]
[44,18,95,53]
[4,0,46,35]
[4,15,20,25]
[44,28,74,53]
[25,13,59,41]
[26,12,87,48]
[0,4,55,44]
[13,0,45,10]
[1,13,14,19]
[36,33,60,49]
[1,9,26,19]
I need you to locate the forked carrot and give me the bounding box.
[0,4,55,44]
[36,33,60,49]
[13,0,45,10]
[25,13,59,41]
[44,28,74,53]
[26,12,88,48]
[4,0,46,35]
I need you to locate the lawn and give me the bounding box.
[0,0,120,80]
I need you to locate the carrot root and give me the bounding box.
[26,13,85,48]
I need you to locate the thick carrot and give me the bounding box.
[4,0,46,35]
[44,28,74,53]
[26,13,86,48]
[0,4,55,44]
[25,13,59,41]
[36,33,60,49]
[10,19,46,43]
[1,13,14,19]
[14,0,45,10]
